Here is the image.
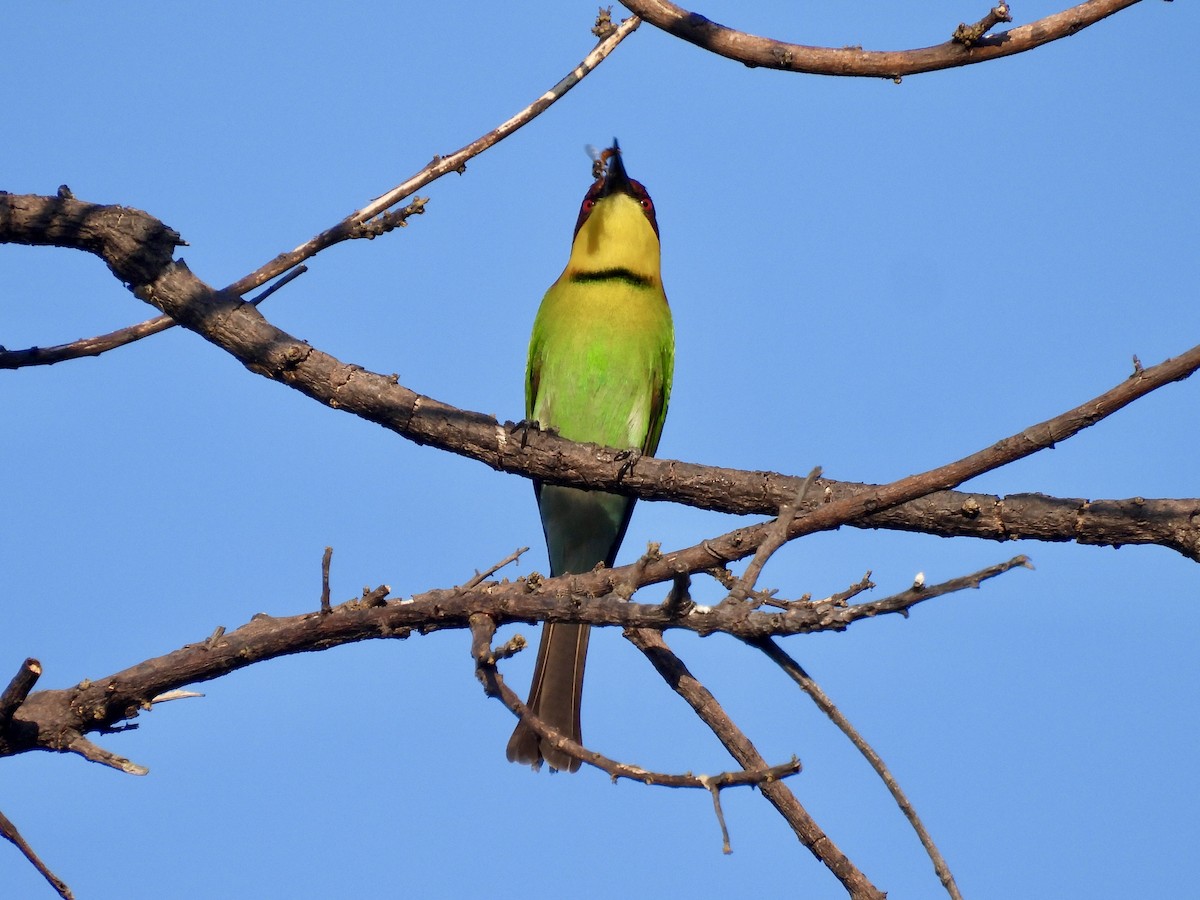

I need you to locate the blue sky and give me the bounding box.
[4,3,1198,898]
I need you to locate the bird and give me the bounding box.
[506,140,674,772]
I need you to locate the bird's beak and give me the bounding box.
[599,139,634,198]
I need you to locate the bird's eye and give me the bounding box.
[640,198,653,211]
[582,198,595,212]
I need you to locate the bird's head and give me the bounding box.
[568,140,661,277]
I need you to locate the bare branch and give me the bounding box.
[621,0,1146,79]
[737,556,1029,894]
[4,190,1197,560]
[0,808,74,900]
[0,555,1033,768]
[3,552,1007,771]
[17,192,1198,560]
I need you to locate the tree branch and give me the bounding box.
[5,191,1198,567]
[0,550,1031,766]
[621,0,1147,79]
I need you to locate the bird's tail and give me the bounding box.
[506,484,633,772]
[505,621,590,772]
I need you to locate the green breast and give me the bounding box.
[528,274,673,455]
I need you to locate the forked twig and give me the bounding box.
[624,627,884,898]
[740,558,1033,900]
[224,12,643,298]
[469,615,799,791]
[0,13,642,371]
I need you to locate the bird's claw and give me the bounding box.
[615,448,642,479]
[510,418,555,449]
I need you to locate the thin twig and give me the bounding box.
[461,547,529,591]
[148,690,204,704]
[490,634,527,661]
[247,265,308,306]
[320,546,333,614]
[0,265,307,371]
[953,2,1013,46]
[727,467,821,604]
[0,808,74,900]
[705,566,780,608]
[839,556,1032,622]
[344,198,428,240]
[824,572,875,606]
[223,13,643,299]
[358,585,391,608]
[64,734,148,776]
[0,314,177,370]
[699,777,733,854]
[751,637,963,900]
[615,542,664,600]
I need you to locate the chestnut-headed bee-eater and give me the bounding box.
[506,141,673,772]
